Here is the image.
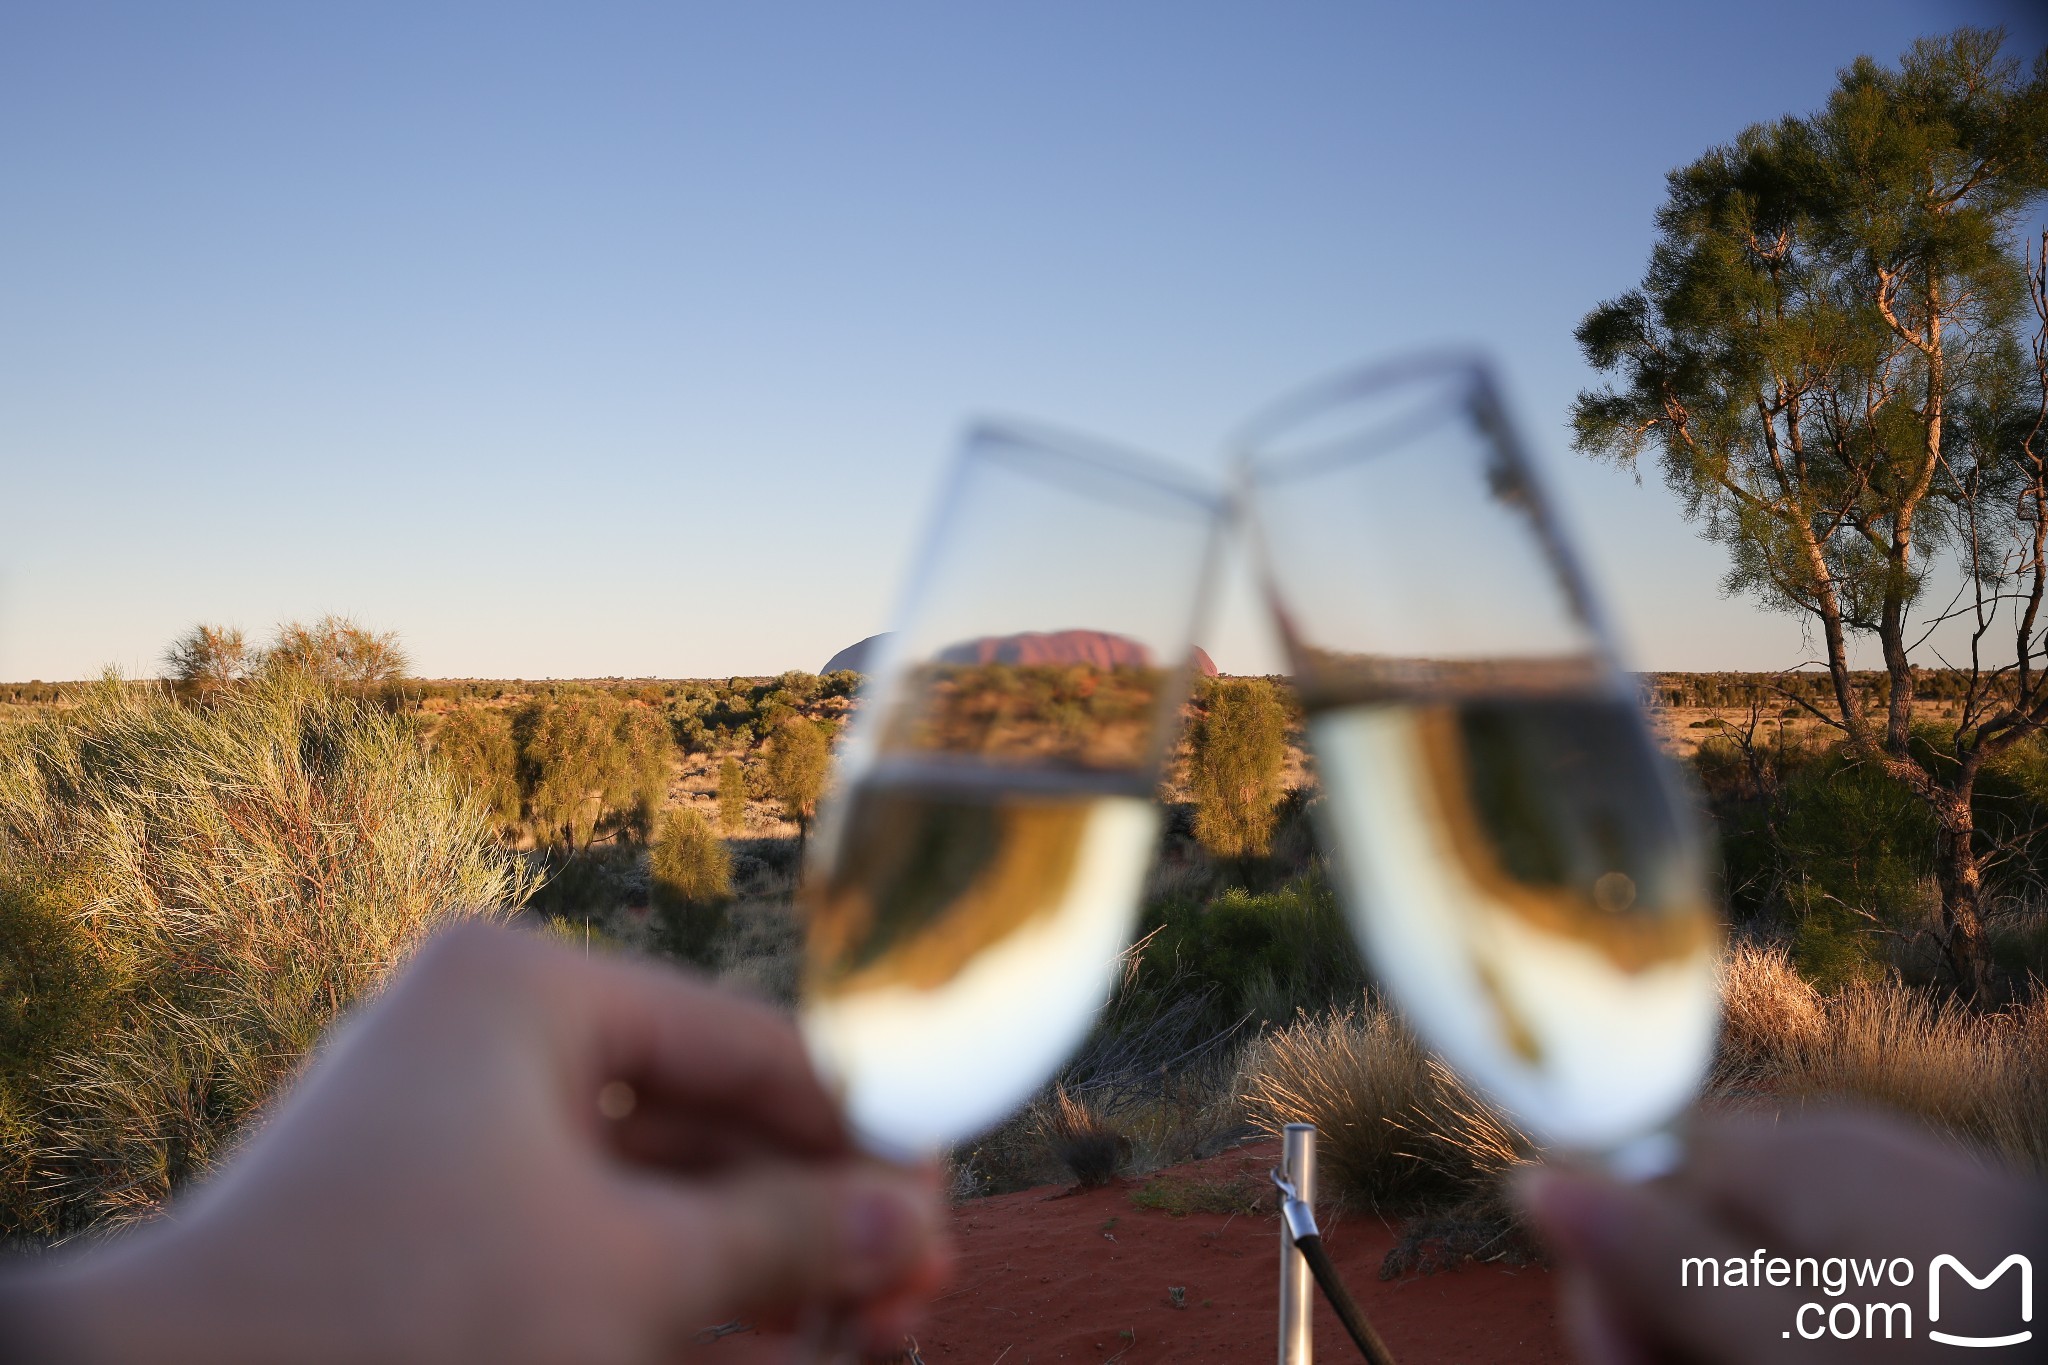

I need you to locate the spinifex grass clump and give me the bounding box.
[1714,941,2048,1172]
[0,673,532,1239]
[1241,999,1533,1213]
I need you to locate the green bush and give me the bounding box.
[516,692,672,849]
[431,706,521,831]
[609,705,675,837]
[1188,678,1290,858]
[764,716,831,833]
[1131,873,1367,1033]
[717,755,749,833]
[650,808,732,966]
[0,673,530,1237]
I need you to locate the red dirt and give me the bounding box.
[914,1142,1570,1364]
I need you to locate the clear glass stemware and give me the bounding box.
[1238,354,1722,1172]
[798,420,1224,1160]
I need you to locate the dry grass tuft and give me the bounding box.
[1715,941,1827,1081]
[1240,1000,1533,1212]
[0,673,533,1239]
[1033,1086,1130,1189]
[1708,941,2048,1173]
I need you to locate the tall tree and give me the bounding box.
[1574,30,2048,993]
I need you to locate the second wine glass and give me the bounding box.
[798,420,1223,1160]
[1239,355,1721,1170]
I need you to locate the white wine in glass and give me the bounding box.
[799,422,1223,1159]
[1241,356,1720,1166]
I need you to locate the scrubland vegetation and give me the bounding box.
[0,667,527,1239]
[13,636,2048,1274]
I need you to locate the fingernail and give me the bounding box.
[843,1178,925,1265]
[1515,1167,1628,1265]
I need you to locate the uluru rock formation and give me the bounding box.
[822,630,1217,676]
[820,634,891,675]
[937,628,1152,669]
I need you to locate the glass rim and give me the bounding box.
[966,416,1227,521]
[1230,349,1623,669]
[1229,350,1500,485]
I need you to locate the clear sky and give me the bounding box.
[2,1,2040,681]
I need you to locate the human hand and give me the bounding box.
[1517,1110,2048,1363]
[2,923,948,1364]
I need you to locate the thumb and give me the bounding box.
[636,1161,943,1326]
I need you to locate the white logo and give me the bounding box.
[1929,1254,2032,1348]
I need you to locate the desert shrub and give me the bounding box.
[1771,982,2048,1171]
[1133,873,1367,1034]
[649,808,732,967]
[1705,744,1936,986]
[262,615,409,692]
[162,624,251,702]
[0,673,530,1237]
[772,670,822,704]
[764,716,831,833]
[1702,944,2048,1173]
[517,693,626,850]
[1241,1000,1532,1212]
[716,756,749,833]
[431,706,521,831]
[1032,1086,1128,1188]
[1127,1171,1268,1217]
[651,806,730,904]
[1713,941,1827,1085]
[609,705,675,838]
[1188,678,1290,858]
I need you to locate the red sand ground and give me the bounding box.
[914,1142,1569,1364]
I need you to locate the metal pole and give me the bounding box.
[1279,1123,1316,1365]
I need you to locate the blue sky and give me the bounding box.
[1,1,2038,679]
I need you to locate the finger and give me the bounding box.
[420,925,849,1158]
[1516,1166,1812,1365]
[629,1160,945,1333]
[1680,1110,2033,1256]
[1558,1270,1660,1365]
[565,949,846,1157]
[606,1108,752,1170]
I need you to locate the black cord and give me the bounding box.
[1292,1232,1399,1365]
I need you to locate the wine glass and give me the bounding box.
[1237,354,1721,1173]
[798,420,1224,1161]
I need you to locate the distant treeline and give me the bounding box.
[1639,671,2004,711]
[0,669,2016,713]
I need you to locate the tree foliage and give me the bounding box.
[764,715,832,833]
[1189,678,1291,859]
[432,706,522,831]
[264,615,410,690]
[609,705,675,838]
[717,755,749,833]
[1573,29,2048,992]
[162,624,251,702]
